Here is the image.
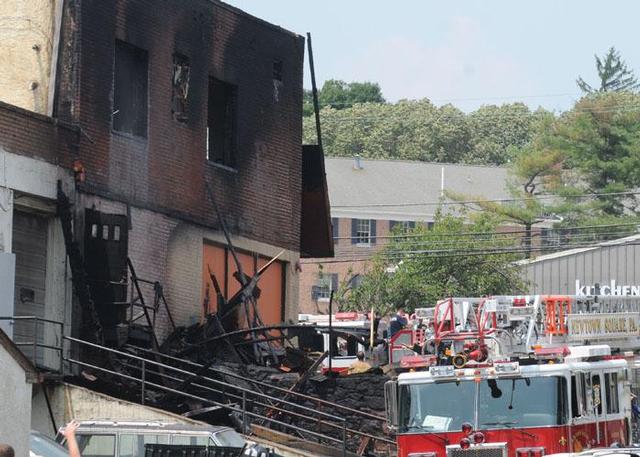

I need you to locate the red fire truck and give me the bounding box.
[384,295,640,457]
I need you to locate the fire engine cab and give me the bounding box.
[384,295,640,457]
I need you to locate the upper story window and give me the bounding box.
[332,217,339,245]
[272,60,283,82]
[351,219,376,246]
[391,220,415,233]
[207,77,237,168]
[113,40,148,137]
[172,54,191,122]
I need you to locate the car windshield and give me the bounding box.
[399,376,567,432]
[213,430,245,448]
[30,432,69,457]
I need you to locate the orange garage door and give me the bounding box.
[202,242,284,326]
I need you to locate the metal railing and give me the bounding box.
[124,345,392,435]
[63,336,355,456]
[0,316,64,372]
[0,317,394,454]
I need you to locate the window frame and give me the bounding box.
[112,40,149,138]
[206,77,238,169]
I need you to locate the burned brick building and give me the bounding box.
[0,0,331,355]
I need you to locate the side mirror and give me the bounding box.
[384,380,399,430]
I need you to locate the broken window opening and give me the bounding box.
[172,53,190,122]
[102,225,110,240]
[206,77,237,168]
[113,40,149,137]
[272,60,283,82]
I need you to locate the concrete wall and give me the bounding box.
[0,340,34,457]
[0,0,61,114]
[0,147,75,368]
[31,383,206,436]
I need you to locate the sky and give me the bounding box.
[225,0,640,113]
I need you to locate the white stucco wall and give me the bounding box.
[0,343,34,457]
[0,0,61,114]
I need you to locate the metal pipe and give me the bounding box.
[242,391,247,435]
[33,319,38,364]
[329,290,334,375]
[306,32,323,149]
[141,360,146,405]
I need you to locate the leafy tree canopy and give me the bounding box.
[303,79,385,116]
[336,213,525,313]
[304,99,546,165]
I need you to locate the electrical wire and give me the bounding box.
[305,92,576,108]
[330,221,640,241]
[315,241,640,264]
[305,102,640,123]
[331,191,640,209]
[334,230,639,256]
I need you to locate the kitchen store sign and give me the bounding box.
[576,280,640,297]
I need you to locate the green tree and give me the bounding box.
[465,103,548,165]
[303,79,385,116]
[446,112,570,257]
[341,214,525,312]
[304,99,472,163]
[577,47,640,93]
[304,98,541,165]
[559,92,640,216]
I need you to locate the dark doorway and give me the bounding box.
[84,209,128,344]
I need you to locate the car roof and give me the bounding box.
[58,420,230,434]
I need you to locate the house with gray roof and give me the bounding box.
[298,157,513,314]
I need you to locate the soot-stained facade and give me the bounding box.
[54,0,309,342]
[0,0,327,352]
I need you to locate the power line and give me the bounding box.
[316,240,640,264]
[303,102,640,124]
[331,191,640,209]
[305,92,576,108]
[331,221,640,241]
[334,229,639,255]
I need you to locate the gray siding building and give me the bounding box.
[520,235,640,296]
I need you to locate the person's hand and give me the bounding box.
[62,420,80,438]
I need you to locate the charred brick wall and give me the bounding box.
[0,101,79,166]
[58,0,305,253]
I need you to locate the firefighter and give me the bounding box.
[389,305,408,338]
[348,351,372,374]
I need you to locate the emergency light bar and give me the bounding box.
[429,365,455,377]
[494,361,520,373]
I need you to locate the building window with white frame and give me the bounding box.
[351,218,376,246]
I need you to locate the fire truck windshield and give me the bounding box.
[398,376,568,433]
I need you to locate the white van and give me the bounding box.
[55,420,246,457]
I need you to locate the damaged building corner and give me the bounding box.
[0,0,390,456]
